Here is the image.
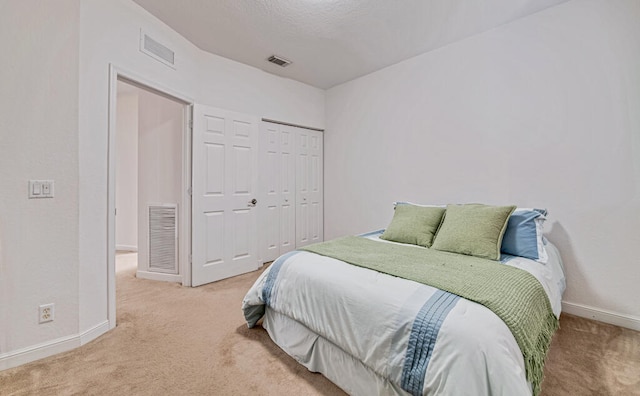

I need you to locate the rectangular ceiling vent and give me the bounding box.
[267,55,292,67]
[140,30,176,69]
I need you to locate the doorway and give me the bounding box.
[115,80,185,281]
[108,67,193,329]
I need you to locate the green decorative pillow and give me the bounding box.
[380,204,445,248]
[431,204,516,260]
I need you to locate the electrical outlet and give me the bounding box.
[39,303,55,324]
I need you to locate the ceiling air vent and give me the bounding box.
[140,30,176,69]
[267,55,292,67]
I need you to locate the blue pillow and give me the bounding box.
[501,209,548,262]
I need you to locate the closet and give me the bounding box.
[260,121,323,262]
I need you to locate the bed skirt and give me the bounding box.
[263,308,409,396]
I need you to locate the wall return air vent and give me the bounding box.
[140,30,176,69]
[148,204,178,274]
[267,55,292,67]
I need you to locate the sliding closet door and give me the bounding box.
[295,128,323,248]
[260,122,296,262]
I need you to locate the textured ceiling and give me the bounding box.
[132,0,569,89]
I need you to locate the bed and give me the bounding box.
[242,204,566,396]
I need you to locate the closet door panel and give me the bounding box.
[295,128,323,248]
[265,204,279,256]
[280,202,294,251]
[260,123,281,262]
[279,126,296,254]
[261,121,323,255]
[259,122,297,261]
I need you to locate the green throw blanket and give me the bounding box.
[300,236,558,396]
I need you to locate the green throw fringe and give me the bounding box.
[525,311,559,396]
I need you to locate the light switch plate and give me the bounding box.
[29,180,54,198]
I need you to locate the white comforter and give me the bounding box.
[242,233,565,396]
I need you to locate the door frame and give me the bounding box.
[107,64,194,329]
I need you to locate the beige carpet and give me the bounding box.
[1,253,639,395]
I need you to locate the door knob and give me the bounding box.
[248,198,257,207]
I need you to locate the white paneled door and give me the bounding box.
[192,105,260,287]
[261,122,296,262]
[296,128,323,248]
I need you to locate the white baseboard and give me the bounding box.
[562,301,640,331]
[116,245,138,252]
[79,320,110,344]
[0,320,110,371]
[136,270,182,283]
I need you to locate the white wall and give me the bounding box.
[77,0,324,337]
[115,87,139,251]
[0,0,324,369]
[0,0,81,362]
[325,0,640,324]
[137,89,184,272]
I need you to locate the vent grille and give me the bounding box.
[267,55,292,67]
[148,204,178,274]
[140,31,176,69]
